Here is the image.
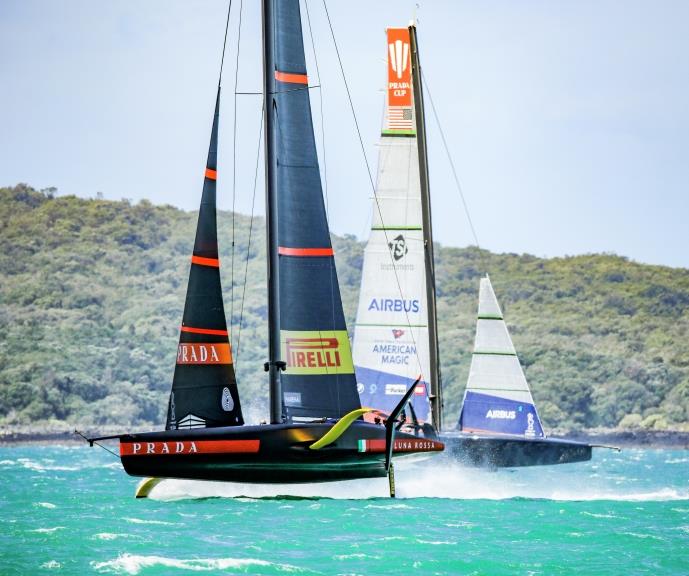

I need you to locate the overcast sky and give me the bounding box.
[1,0,688,268]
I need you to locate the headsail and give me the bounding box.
[166,89,244,430]
[265,0,360,421]
[352,28,432,422]
[457,276,544,437]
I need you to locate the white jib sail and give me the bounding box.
[352,28,431,422]
[458,276,545,437]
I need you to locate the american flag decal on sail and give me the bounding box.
[386,106,413,131]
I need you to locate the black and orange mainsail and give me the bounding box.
[265,0,361,422]
[165,89,243,430]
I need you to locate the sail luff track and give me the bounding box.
[262,0,284,424]
[409,23,442,431]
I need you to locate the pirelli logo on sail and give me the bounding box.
[176,343,232,365]
[281,330,355,375]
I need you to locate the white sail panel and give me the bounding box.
[355,230,426,326]
[353,203,431,420]
[371,194,423,230]
[354,324,431,406]
[478,276,504,319]
[474,319,516,355]
[467,355,532,398]
[371,142,422,228]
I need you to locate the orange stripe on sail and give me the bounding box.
[180,326,228,336]
[274,71,308,84]
[191,255,220,267]
[205,168,217,180]
[278,246,334,257]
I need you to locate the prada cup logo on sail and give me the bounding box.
[387,29,412,108]
[388,234,408,261]
[176,343,232,365]
[281,330,354,375]
[389,39,409,80]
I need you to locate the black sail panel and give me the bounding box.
[268,0,361,420]
[166,89,244,430]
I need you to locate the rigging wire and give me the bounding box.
[321,0,425,379]
[217,0,233,87]
[304,0,342,413]
[74,431,120,459]
[420,69,489,276]
[304,0,329,216]
[235,105,264,366]
[231,0,244,351]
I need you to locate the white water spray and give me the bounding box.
[148,451,689,502]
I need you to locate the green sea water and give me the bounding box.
[1,445,687,575]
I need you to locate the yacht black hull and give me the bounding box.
[119,421,443,483]
[440,433,592,468]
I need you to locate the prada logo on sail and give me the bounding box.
[176,343,232,365]
[281,330,354,375]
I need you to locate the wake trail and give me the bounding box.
[145,458,689,502]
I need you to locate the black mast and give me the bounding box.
[262,0,284,424]
[409,23,443,432]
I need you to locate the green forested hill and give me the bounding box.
[1,184,687,431]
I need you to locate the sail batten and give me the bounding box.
[458,277,544,438]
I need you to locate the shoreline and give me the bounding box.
[1,428,688,449]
